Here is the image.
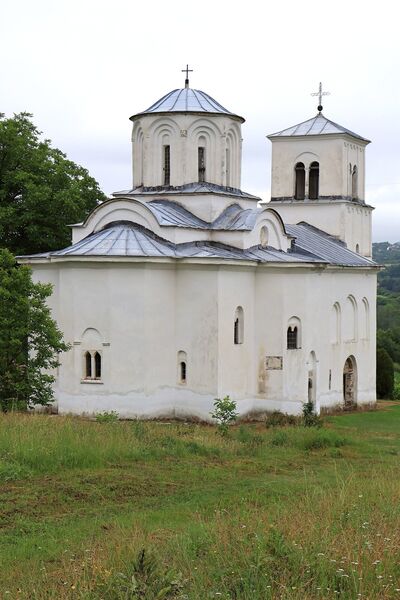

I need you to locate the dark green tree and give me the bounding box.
[0,112,106,255]
[376,347,394,399]
[0,249,69,411]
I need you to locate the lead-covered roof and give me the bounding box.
[268,113,370,143]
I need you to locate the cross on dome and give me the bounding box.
[181,64,193,89]
[311,82,330,113]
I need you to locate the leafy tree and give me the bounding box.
[0,249,69,411]
[0,112,106,255]
[376,347,394,399]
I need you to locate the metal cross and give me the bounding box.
[181,64,193,88]
[311,82,330,112]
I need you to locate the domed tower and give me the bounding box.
[129,73,244,190]
[267,92,373,257]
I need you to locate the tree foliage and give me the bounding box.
[0,112,106,255]
[376,347,394,399]
[0,249,69,411]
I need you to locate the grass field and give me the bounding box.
[0,405,400,599]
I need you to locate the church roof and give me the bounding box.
[23,221,375,268]
[113,183,259,201]
[268,113,370,143]
[130,88,244,122]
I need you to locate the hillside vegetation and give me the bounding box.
[0,409,400,599]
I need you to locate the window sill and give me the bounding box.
[80,379,103,385]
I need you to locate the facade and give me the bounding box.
[19,80,379,420]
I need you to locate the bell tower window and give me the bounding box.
[198,146,206,182]
[309,161,319,199]
[352,166,358,199]
[294,163,305,200]
[163,145,170,186]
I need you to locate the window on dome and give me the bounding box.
[198,146,206,182]
[294,163,305,200]
[309,162,319,199]
[163,145,170,186]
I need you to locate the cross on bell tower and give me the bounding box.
[311,82,330,113]
[181,64,193,89]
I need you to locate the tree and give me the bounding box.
[0,249,69,411]
[0,112,106,255]
[376,347,394,399]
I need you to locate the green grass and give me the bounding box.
[0,405,400,599]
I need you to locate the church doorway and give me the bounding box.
[343,356,357,409]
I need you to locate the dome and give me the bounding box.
[130,88,244,122]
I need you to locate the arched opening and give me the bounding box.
[343,356,357,408]
[234,306,244,345]
[309,162,319,199]
[180,361,187,383]
[225,148,230,186]
[198,142,206,182]
[331,302,341,344]
[94,352,101,379]
[294,163,305,200]
[356,243,360,253]
[287,326,298,349]
[343,295,357,342]
[352,166,358,199]
[85,351,92,379]
[177,351,187,385]
[163,144,170,186]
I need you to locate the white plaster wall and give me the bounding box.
[30,258,377,420]
[270,135,368,201]
[131,113,243,189]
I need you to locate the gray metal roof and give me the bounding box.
[146,201,260,231]
[268,113,370,143]
[286,223,375,266]
[22,221,376,268]
[113,182,259,201]
[130,88,244,122]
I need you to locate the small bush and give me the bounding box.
[95,410,119,424]
[265,411,298,428]
[210,395,238,436]
[302,401,323,428]
[393,382,400,401]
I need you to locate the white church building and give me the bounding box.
[20,75,378,419]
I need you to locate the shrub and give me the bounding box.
[376,346,394,399]
[393,382,400,401]
[302,401,323,428]
[95,410,119,424]
[210,395,238,436]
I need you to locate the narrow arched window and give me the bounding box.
[198,146,206,182]
[352,166,358,199]
[294,163,305,200]
[225,148,230,186]
[234,306,244,345]
[94,352,101,379]
[287,326,298,349]
[356,243,360,253]
[309,162,319,199]
[180,361,186,383]
[163,145,170,186]
[85,351,92,378]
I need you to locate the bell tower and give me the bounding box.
[267,91,373,258]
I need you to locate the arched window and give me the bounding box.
[309,162,319,199]
[331,302,341,344]
[352,166,358,199]
[260,226,269,248]
[287,316,301,349]
[356,243,360,253]
[225,147,230,186]
[94,352,101,379]
[361,297,370,340]
[163,144,170,185]
[343,295,357,342]
[177,351,187,384]
[85,351,92,379]
[234,306,244,345]
[287,326,298,349]
[294,163,305,200]
[198,146,206,182]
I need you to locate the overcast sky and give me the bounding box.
[1,0,399,242]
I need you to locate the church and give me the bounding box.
[20,73,378,420]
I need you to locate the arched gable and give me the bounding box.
[243,207,292,251]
